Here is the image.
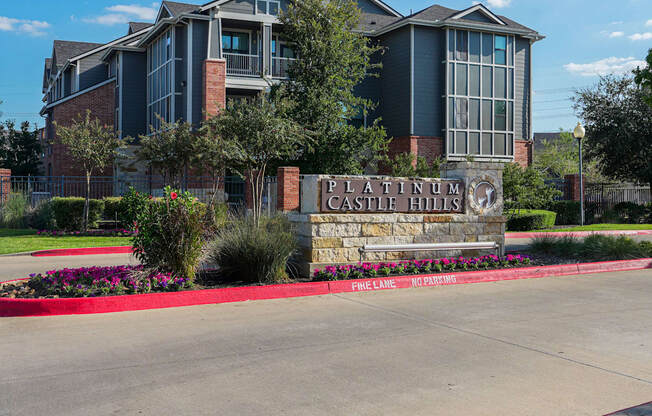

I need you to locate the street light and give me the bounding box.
[573,122,586,226]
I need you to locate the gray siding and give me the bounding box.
[220,0,290,14]
[175,25,187,122]
[378,26,411,138]
[413,26,445,137]
[63,68,73,96]
[514,37,530,140]
[121,52,147,138]
[462,10,495,24]
[192,20,209,126]
[353,47,382,124]
[78,51,107,90]
[357,0,393,15]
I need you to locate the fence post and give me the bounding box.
[60,175,65,197]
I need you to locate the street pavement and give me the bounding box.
[2,269,652,415]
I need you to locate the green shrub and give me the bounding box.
[26,201,55,230]
[530,234,652,260]
[613,202,648,224]
[102,197,122,222]
[132,188,205,280]
[50,197,105,230]
[547,200,581,225]
[390,152,442,178]
[503,163,561,210]
[0,193,29,228]
[506,209,557,231]
[119,187,150,229]
[205,215,298,284]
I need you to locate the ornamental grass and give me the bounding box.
[313,254,531,281]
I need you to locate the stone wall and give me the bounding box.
[289,162,505,276]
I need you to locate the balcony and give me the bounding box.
[272,57,296,79]
[224,53,261,77]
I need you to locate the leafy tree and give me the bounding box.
[0,120,42,175]
[390,153,442,178]
[208,93,308,226]
[55,110,125,230]
[275,0,389,174]
[136,115,197,187]
[533,130,606,182]
[573,75,652,192]
[503,163,561,211]
[633,48,652,107]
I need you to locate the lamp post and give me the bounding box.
[573,122,586,226]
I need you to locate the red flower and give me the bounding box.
[170,192,178,200]
[148,195,153,200]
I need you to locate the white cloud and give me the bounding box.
[564,56,646,77]
[83,3,157,26]
[629,32,652,40]
[610,21,624,25]
[608,31,624,38]
[0,16,50,36]
[646,19,652,27]
[472,0,511,7]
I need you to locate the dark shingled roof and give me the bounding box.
[408,4,537,33]
[128,22,154,34]
[162,1,200,17]
[358,13,402,33]
[53,40,103,68]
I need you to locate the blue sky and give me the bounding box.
[0,0,650,133]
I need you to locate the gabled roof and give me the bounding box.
[42,58,52,91]
[163,1,200,17]
[450,4,505,25]
[358,13,402,33]
[407,4,537,33]
[128,22,154,34]
[52,40,103,69]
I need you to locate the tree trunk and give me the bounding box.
[84,171,91,231]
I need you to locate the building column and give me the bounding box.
[277,167,300,212]
[0,169,10,203]
[202,59,226,118]
[262,23,272,77]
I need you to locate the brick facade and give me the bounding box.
[202,59,226,119]
[43,81,116,177]
[277,167,300,212]
[389,136,444,166]
[564,174,585,201]
[514,139,533,167]
[0,169,10,202]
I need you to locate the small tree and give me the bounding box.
[633,48,652,108]
[0,120,42,176]
[533,130,606,182]
[390,153,442,178]
[573,75,652,192]
[503,163,561,211]
[136,115,197,187]
[55,110,125,230]
[208,93,308,226]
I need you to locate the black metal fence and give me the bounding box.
[545,178,570,200]
[585,183,651,217]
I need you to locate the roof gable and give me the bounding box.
[451,4,505,26]
[128,22,154,34]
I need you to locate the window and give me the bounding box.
[222,31,250,54]
[147,29,174,133]
[257,0,280,15]
[446,29,516,158]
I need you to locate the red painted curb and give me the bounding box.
[507,230,652,239]
[31,246,133,257]
[2,258,651,317]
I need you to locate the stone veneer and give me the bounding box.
[288,162,506,276]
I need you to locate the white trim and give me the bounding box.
[207,9,214,58]
[201,0,402,17]
[70,27,152,62]
[215,10,278,24]
[187,20,193,123]
[118,52,123,136]
[43,77,116,110]
[451,4,506,26]
[369,18,543,40]
[409,24,414,135]
[156,2,173,23]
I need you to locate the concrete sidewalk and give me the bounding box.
[2,269,651,415]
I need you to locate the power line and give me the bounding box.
[533,98,572,104]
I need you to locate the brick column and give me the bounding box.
[564,174,585,201]
[202,59,226,119]
[277,167,300,212]
[514,140,533,167]
[0,169,10,203]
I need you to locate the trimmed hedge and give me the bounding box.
[50,197,105,230]
[547,200,581,225]
[102,197,123,222]
[506,209,557,231]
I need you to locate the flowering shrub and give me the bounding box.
[36,229,136,237]
[313,255,531,281]
[132,187,205,281]
[26,265,192,298]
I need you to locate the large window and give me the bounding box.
[257,0,280,15]
[446,29,515,158]
[222,31,250,54]
[147,29,174,133]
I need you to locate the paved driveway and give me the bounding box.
[1,269,651,415]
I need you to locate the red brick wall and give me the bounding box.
[564,174,585,201]
[203,59,226,119]
[44,81,116,177]
[387,136,444,171]
[0,169,10,202]
[514,139,533,167]
[277,167,300,212]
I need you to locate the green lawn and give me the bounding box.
[512,224,652,233]
[0,229,132,255]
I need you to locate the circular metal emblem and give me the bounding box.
[474,181,496,209]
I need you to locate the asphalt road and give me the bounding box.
[2,269,652,415]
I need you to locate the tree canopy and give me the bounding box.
[533,130,606,182]
[275,0,389,174]
[633,48,652,107]
[0,120,42,175]
[573,75,652,188]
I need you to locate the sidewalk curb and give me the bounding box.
[506,230,652,239]
[2,258,650,317]
[31,247,133,257]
